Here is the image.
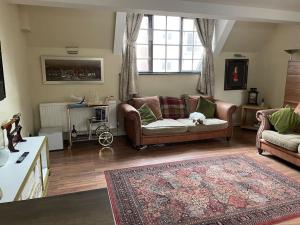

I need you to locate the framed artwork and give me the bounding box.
[0,43,6,101]
[41,56,104,84]
[224,59,249,90]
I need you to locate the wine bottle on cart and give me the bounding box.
[71,125,77,138]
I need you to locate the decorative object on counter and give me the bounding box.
[70,94,86,104]
[41,56,104,84]
[71,125,77,138]
[224,59,248,90]
[284,49,300,60]
[0,128,10,167]
[104,96,114,105]
[1,113,26,152]
[248,88,259,105]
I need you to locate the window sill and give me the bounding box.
[139,72,201,76]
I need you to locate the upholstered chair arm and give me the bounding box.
[214,100,237,126]
[119,103,142,147]
[256,109,279,149]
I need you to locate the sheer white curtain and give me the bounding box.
[119,13,144,102]
[195,18,216,97]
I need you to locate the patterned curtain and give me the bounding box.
[119,13,144,102]
[194,18,216,97]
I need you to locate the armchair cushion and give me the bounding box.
[268,107,300,134]
[262,130,300,153]
[132,96,163,119]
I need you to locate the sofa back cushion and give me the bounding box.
[160,96,187,119]
[183,95,215,114]
[132,96,163,119]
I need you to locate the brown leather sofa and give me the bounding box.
[256,108,300,167]
[120,95,237,149]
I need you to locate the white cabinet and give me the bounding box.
[0,136,49,203]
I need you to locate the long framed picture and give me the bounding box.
[224,59,248,90]
[41,56,104,84]
[0,43,6,101]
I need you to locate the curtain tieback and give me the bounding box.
[127,40,136,47]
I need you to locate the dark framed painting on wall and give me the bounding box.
[41,56,104,85]
[224,59,249,90]
[0,43,6,101]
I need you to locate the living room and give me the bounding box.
[0,0,300,224]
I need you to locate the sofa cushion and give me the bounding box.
[160,96,187,119]
[132,96,163,119]
[183,95,214,114]
[137,104,157,125]
[142,119,188,135]
[196,97,216,118]
[177,118,228,132]
[262,130,300,153]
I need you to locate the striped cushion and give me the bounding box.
[160,96,187,119]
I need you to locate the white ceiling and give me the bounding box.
[184,0,300,12]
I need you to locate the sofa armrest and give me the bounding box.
[214,100,237,126]
[256,109,279,149]
[119,103,142,147]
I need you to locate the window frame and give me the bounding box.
[137,15,202,75]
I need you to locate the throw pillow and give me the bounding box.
[196,96,216,118]
[132,96,163,119]
[137,104,157,125]
[183,94,215,114]
[160,96,187,119]
[268,107,300,134]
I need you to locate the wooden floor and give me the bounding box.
[47,128,300,225]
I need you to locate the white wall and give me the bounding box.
[256,24,300,108]
[0,3,34,137]
[22,5,278,131]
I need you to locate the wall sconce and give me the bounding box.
[66,46,79,55]
[284,49,299,60]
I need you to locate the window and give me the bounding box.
[136,15,203,74]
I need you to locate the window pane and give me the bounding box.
[182,46,193,59]
[153,60,166,72]
[153,15,166,30]
[166,60,179,72]
[137,59,149,72]
[167,46,179,59]
[140,17,149,29]
[182,32,194,45]
[194,32,201,45]
[137,30,148,44]
[183,18,194,31]
[182,60,193,71]
[153,45,166,59]
[193,46,204,59]
[193,60,202,71]
[136,45,149,59]
[167,31,180,45]
[167,16,180,30]
[153,30,166,44]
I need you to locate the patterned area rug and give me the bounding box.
[105,155,300,225]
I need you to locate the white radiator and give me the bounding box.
[39,101,117,133]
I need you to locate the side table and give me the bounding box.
[241,104,268,130]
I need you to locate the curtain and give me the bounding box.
[194,18,216,97]
[119,13,144,102]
